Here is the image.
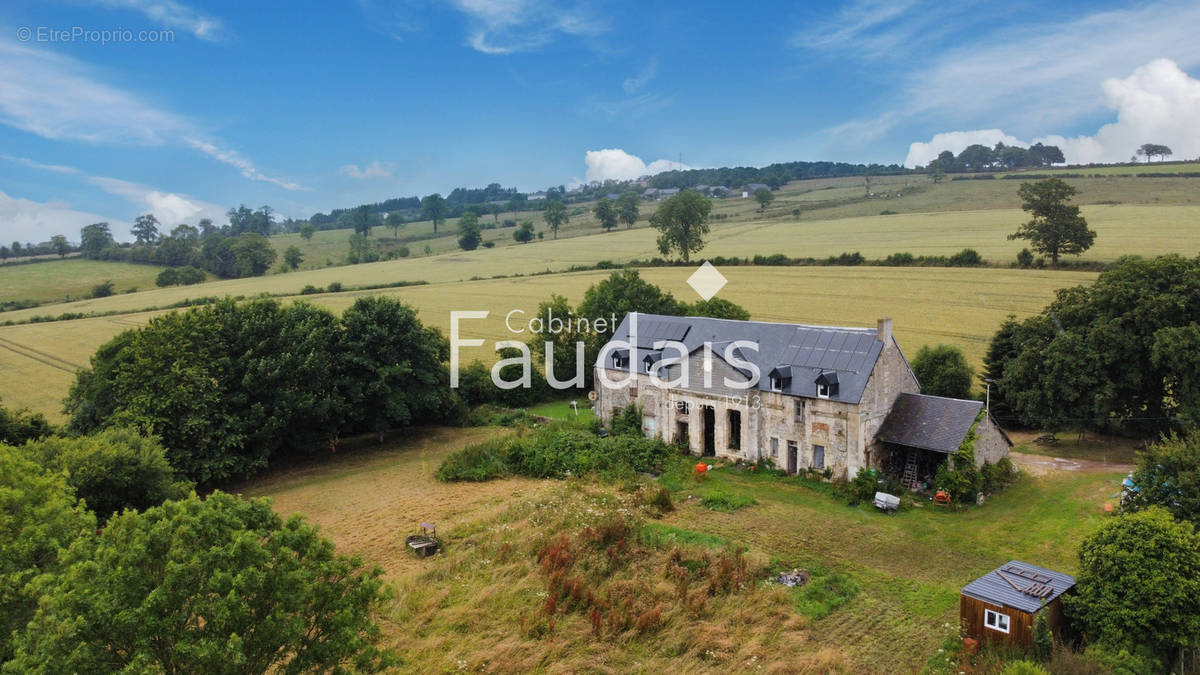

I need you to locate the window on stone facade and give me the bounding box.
[727,410,741,450]
[812,444,825,470]
[770,437,779,458]
[794,400,804,423]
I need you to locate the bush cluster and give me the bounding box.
[436,424,676,483]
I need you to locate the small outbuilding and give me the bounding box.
[960,560,1076,648]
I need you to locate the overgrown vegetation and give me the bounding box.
[436,421,676,483]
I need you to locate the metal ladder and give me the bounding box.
[901,451,920,491]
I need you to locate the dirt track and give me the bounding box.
[1009,450,1132,476]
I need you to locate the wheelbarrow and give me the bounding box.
[406,522,440,557]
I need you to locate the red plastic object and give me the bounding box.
[694,463,708,476]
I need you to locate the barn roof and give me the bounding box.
[961,561,1076,613]
[596,312,894,404]
[876,393,983,454]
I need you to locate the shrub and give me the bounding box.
[1017,248,1035,268]
[156,268,179,287]
[949,248,983,266]
[884,252,914,265]
[434,437,511,481]
[397,246,410,258]
[90,280,115,298]
[0,398,53,444]
[827,251,864,266]
[19,428,192,523]
[843,467,879,504]
[610,403,642,437]
[326,281,344,292]
[483,241,495,248]
[300,284,321,295]
[911,344,974,399]
[981,457,1018,493]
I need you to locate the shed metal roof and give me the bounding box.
[961,560,1076,613]
[876,393,983,454]
[597,312,892,404]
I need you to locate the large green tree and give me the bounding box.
[593,197,618,232]
[79,222,114,259]
[6,492,391,673]
[1008,178,1096,265]
[131,213,160,244]
[457,210,483,250]
[18,428,191,523]
[65,299,345,483]
[335,296,454,443]
[0,452,95,662]
[543,199,568,239]
[651,189,712,261]
[911,344,974,399]
[421,193,447,233]
[228,232,277,276]
[385,211,406,236]
[1064,507,1200,669]
[351,204,372,236]
[1137,143,1173,162]
[753,187,774,211]
[987,255,1200,435]
[616,191,640,228]
[49,234,70,258]
[0,397,52,445]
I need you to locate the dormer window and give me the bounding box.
[768,366,791,393]
[645,361,653,373]
[612,349,629,369]
[814,371,839,399]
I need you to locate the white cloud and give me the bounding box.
[88,176,226,227]
[91,0,226,40]
[905,59,1200,167]
[583,149,691,183]
[447,0,607,54]
[823,0,1200,144]
[0,39,303,190]
[0,191,121,244]
[184,138,306,190]
[338,161,394,179]
[623,58,658,95]
[905,129,1028,168]
[1037,59,1200,164]
[0,154,81,175]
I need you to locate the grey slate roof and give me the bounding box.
[596,312,890,404]
[962,560,1076,613]
[876,393,983,454]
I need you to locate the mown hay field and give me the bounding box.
[0,266,1095,420]
[2,201,1182,324]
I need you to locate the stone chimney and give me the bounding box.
[876,317,893,344]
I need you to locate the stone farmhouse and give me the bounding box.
[594,313,1010,484]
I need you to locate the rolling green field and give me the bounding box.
[0,259,169,305]
[0,266,1094,420]
[2,201,1188,325]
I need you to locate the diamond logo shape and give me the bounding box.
[687,261,727,301]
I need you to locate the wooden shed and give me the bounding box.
[960,560,1076,648]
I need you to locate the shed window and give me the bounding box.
[984,609,1010,634]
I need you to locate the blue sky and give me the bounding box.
[2,0,1199,242]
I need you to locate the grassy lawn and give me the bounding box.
[0,259,168,305]
[526,398,595,421]
[239,426,1124,673]
[0,265,1091,419]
